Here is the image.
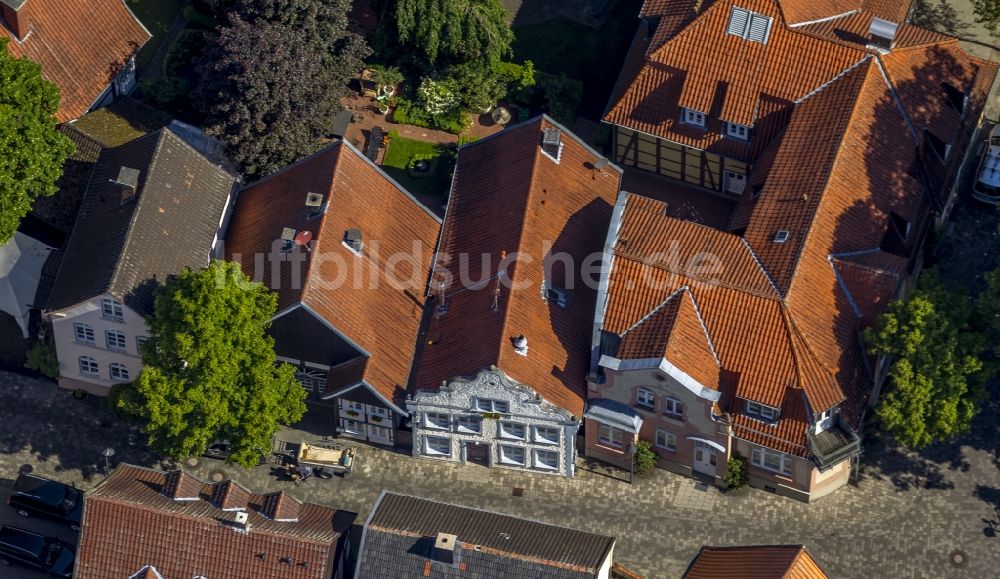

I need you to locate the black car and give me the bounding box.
[0,525,74,577]
[202,441,268,465]
[7,474,83,531]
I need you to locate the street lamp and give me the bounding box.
[102,447,116,476]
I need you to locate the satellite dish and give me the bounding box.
[294,230,313,246]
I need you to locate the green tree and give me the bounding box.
[394,0,514,68]
[725,453,748,489]
[24,340,59,379]
[633,440,657,474]
[113,261,306,467]
[197,1,369,178]
[972,0,1000,36]
[864,271,987,448]
[0,39,75,243]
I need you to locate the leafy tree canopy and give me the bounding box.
[0,39,74,243]
[197,1,369,178]
[972,0,1000,36]
[113,261,306,467]
[865,270,987,448]
[394,0,514,68]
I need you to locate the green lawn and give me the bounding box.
[511,0,643,119]
[381,134,453,199]
[127,0,188,70]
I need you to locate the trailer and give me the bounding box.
[295,439,356,478]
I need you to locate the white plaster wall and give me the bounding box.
[409,368,579,477]
[50,296,148,395]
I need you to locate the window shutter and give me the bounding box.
[727,8,750,36]
[747,14,771,43]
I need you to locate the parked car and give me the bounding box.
[7,474,83,531]
[972,124,1000,204]
[202,441,267,465]
[0,525,74,577]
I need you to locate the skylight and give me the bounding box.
[727,7,772,44]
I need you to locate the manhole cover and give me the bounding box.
[948,549,968,568]
[512,487,524,497]
[209,469,226,482]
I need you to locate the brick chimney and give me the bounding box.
[1,1,29,41]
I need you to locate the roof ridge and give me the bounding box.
[781,61,877,297]
[106,129,167,299]
[300,143,345,303]
[682,289,722,366]
[496,119,546,367]
[619,286,687,337]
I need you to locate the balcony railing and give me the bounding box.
[807,416,861,471]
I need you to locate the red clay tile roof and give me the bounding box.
[794,10,949,50]
[226,141,441,406]
[778,0,911,25]
[1,0,150,122]
[683,544,828,578]
[76,464,355,579]
[602,0,993,456]
[617,287,722,391]
[414,116,622,416]
[606,0,867,162]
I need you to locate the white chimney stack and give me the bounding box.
[513,335,528,356]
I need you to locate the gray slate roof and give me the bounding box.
[47,128,235,314]
[356,492,615,578]
[0,0,26,11]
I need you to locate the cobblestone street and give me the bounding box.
[1,371,998,578]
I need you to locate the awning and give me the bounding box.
[0,232,53,337]
[584,398,643,434]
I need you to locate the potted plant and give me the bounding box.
[372,65,404,97]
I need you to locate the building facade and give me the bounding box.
[225,141,441,446]
[408,367,579,477]
[45,129,236,395]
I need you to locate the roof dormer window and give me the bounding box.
[726,122,750,141]
[682,108,706,128]
[772,230,790,243]
[745,400,779,422]
[924,130,951,162]
[727,7,772,44]
[941,82,967,115]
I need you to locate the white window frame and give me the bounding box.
[74,323,95,345]
[498,445,526,466]
[367,423,391,443]
[746,400,779,421]
[598,424,624,448]
[455,415,482,434]
[533,425,560,445]
[136,336,148,353]
[636,388,656,410]
[343,400,365,413]
[105,329,127,351]
[726,122,750,140]
[424,412,451,430]
[663,397,683,419]
[472,398,509,413]
[498,421,526,440]
[367,405,390,420]
[424,436,451,457]
[682,108,706,128]
[656,429,677,451]
[109,363,130,382]
[101,297,124,321]
[751,446,793,475]
[533,449,559,471]
[79,356,99,376]
[341,418,365,436]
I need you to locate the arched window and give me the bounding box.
[109,363,130,382]
[79,356,99,376]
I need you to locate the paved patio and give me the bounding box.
[1,371,999,577]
